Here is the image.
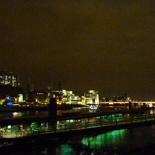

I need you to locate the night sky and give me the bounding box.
[1,1,155,99]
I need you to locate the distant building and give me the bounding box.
[26,90,47,104]
[84,90,99,104]
[0,70,18,87]
[47,89,82,104]
[0,85,24,106]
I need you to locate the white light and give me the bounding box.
[8,125,11,129]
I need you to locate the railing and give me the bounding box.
[63,114,155,131]
[1,113,155,139]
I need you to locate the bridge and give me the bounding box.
[100,101,155,105]
[88,101,155,110]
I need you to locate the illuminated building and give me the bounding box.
[47,89,82,104]
[0,71,23,106]
[84,90,99,104]
[0,70,18,87]
[46,89,100,105]
[0,85,24,106]
[26,91,46,104]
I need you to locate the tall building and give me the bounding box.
[0,70,18,87]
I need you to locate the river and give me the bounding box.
[0,108,88,120]
[5,125,155,155]
[1,108,155,154]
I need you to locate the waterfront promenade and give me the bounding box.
[1,108,155,141]
[1,106,155,155]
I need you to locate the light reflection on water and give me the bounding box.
[1,110,72,119]
[2,110,155,154]
[0,109,86,119]
[81,129,126,149]
[41,126,155,155]
[12,112,23,118]
[7,126,155,155]
[2,111,48,119]
[2,108,155,120]
[56,144,75,155]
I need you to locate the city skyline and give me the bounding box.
[1,1,155,99]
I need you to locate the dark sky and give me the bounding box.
[1,0,155,99]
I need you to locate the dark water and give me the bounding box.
[0,110,79,119]
[0,111,48,119]
[6,125,155,155]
